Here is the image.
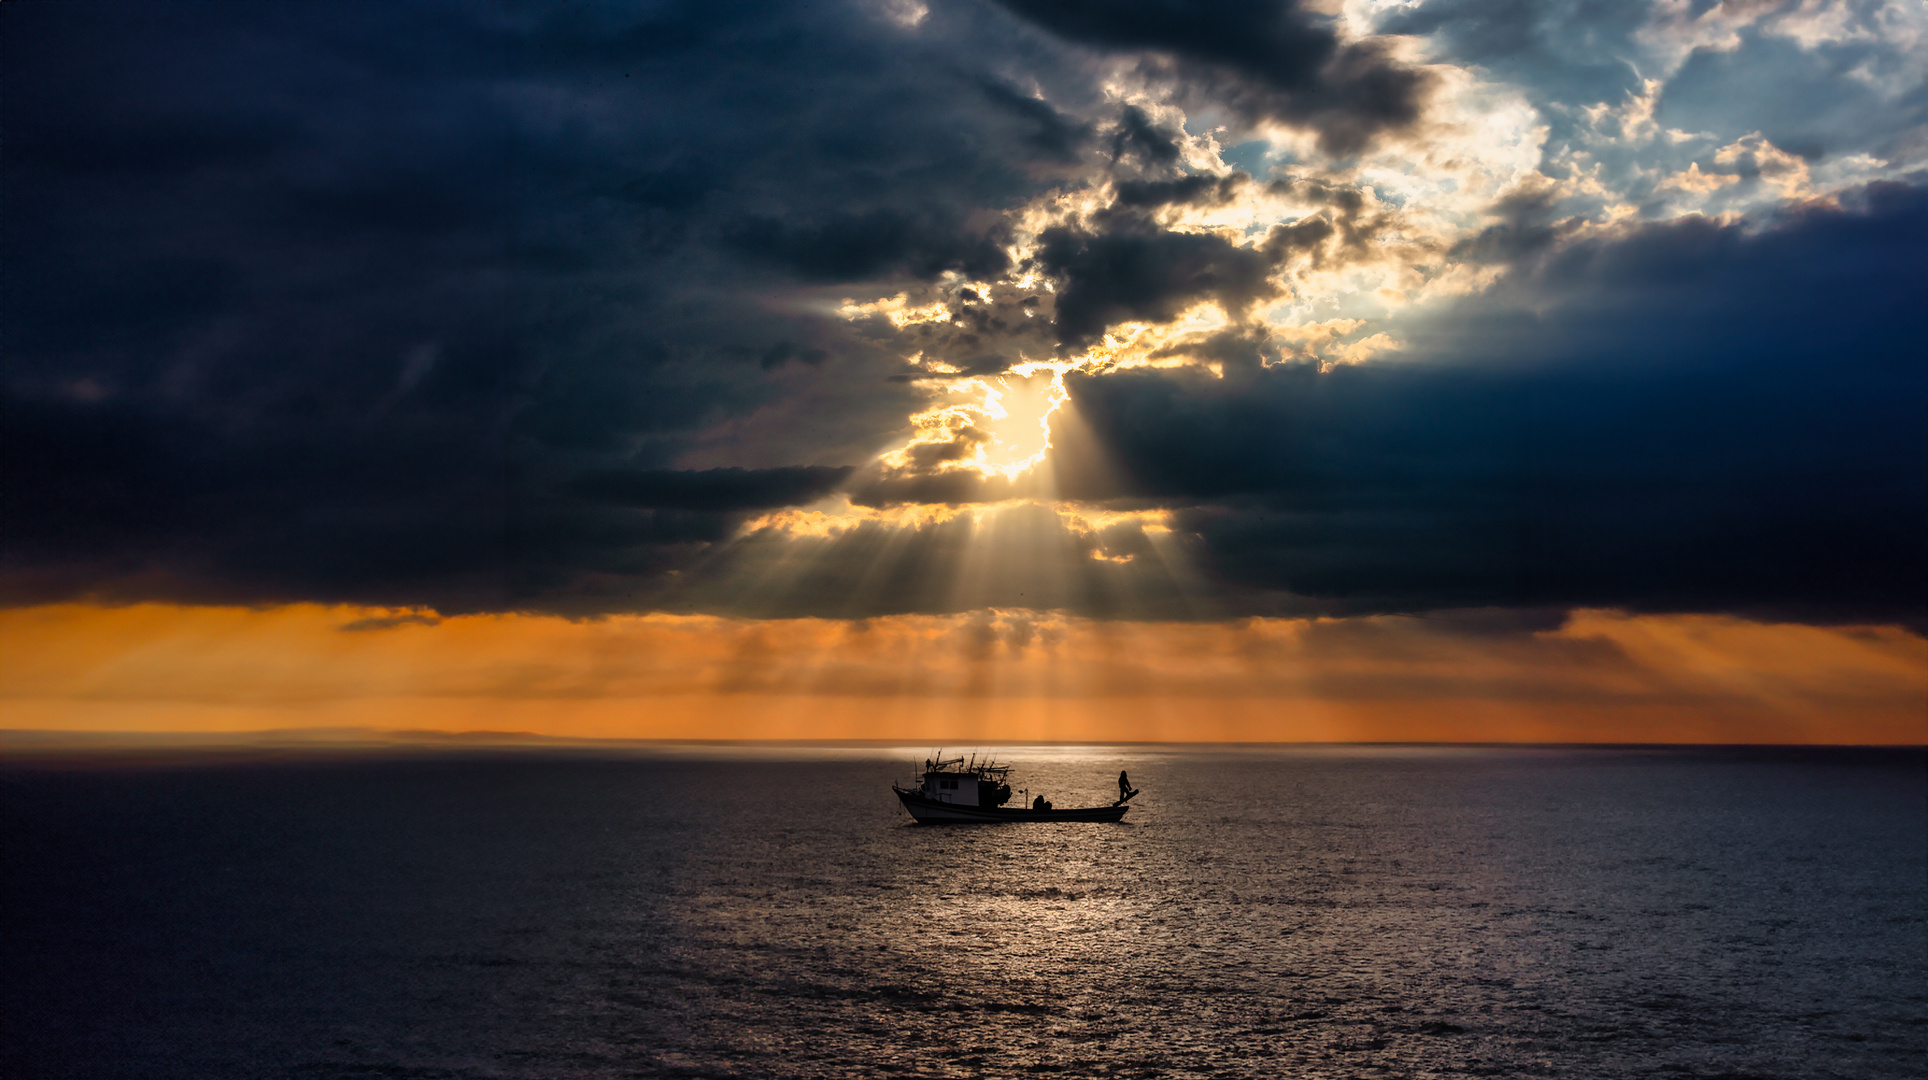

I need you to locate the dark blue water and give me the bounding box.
[3,745,1923,1079]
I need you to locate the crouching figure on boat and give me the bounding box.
[893,753,1133,824]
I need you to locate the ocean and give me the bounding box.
[3,744,1923,1079]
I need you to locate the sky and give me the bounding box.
[3,0,1924,743]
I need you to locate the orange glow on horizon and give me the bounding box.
[0,602,1922,745]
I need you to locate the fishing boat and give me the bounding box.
[892,753,1138,823]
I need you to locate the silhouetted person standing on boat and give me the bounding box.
[1118,770,1133,803]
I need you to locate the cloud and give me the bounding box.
[1,0,1920,635]
[0,0,1098,612]
[338,612,443,632]
[974,77,1094,158]
[1372,0,1924,224]
[993,0,1434,154]
[726,209,1011,282]
[1375,0,1650,105]
[1052,182,1928,627]
[570,467,855,513]
[1035,219,1280,345]
[1112,171,1251,209]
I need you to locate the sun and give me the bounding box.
[881,363,1073,481]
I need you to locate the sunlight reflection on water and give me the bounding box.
[3,745,1923,1078]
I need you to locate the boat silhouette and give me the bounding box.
[892,753,1136,823]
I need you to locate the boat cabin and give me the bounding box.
[917,755,1012,808]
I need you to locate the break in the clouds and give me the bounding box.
[3,0,1924,628]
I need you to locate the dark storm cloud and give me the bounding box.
[726,209,1011,283]
[1109,104,1187,166]
[994,0,1433,154]
[3,1,1922,630]
[1259,176,1412,271]
[974,77,1094,159]
[1049,182,1928,626]
[1113,172,1249,208]
[645,185,1924,625]
[1036,219,1281,345]
[0,0,1100,613]
[854,169,1293,365]
[572,467,854,512]
[1448,185,1572,265]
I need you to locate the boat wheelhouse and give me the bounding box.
[892,753,1134,823]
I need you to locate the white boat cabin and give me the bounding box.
[917,757,1011,808]
[921,770,983,805]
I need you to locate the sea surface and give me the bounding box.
[3,744,1923,1079]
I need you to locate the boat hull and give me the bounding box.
[893,786,1130,823]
